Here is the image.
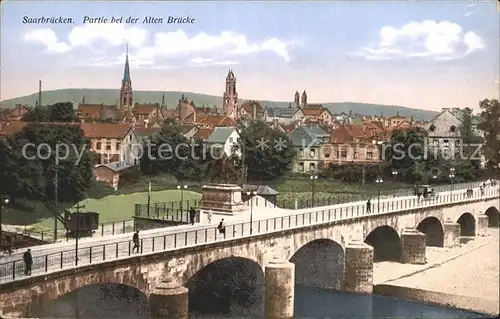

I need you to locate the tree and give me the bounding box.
[384,128,428,183]
[478,99,500,174]
[238,121,296,181]
[140,121,201,180]
[455,107,484,181]
[22,102,76,122]
[4,124,95,203]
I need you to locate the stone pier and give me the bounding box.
[149,277,189,319]
[401,229,426,264]
[443,221,461,247]
[476,215,489,236]
[343,241,374,294]
[264,258,295,319]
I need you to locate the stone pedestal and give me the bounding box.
[149,277,189,319]
[476,215,489,236]
[343,241,373,294]
[265,258,295,319]
[443,222,461,247]
[198,184,247,215]
[401,229,426,264]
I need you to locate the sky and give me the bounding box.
[0,0,499,112]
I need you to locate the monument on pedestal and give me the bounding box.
[198,184,247,215]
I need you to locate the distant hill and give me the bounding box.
[0,88,438,120]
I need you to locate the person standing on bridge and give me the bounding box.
[218,219,226,238]
[366,199,371,213]
[189,207,197,225]
[5,235,12,255]
[23,248,32,275]
[132,230,140,253]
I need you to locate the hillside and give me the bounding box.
[0,88,438,120]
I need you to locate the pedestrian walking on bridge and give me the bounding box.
[132,230,140,253]
[23,248,32,275]
[366,199,371,213]
[218,219,226,238]
[189,207,197,225]
[5,235,12,255]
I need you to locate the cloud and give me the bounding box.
[23,24,293,68]
[23,28,71,53]
[354,20,485,61]
[189,57,239,67]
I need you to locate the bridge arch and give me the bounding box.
[185,256,264,317]
[364,225,401,262]
[37,283,148,318]
[485,206,499,227]
[457,213,476,236]
[416,217,444,247]
[290,239,345,291]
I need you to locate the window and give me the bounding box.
[433,139,439,147]
[443,139,449,147]
[429,125,436,132]
[341,149,347,158]
[229,137,233,143]
[367,151,373,159]
[96,142,102,150]
[299,162,304,172]
[353,149,358,159]
[117,142,121,150]
[310,149,316,157]
[309,163,315,171]
[325,152,330,158]
[450,126,456,133]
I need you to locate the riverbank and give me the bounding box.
[373,228,499,315]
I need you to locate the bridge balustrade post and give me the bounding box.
[149,276,189,319]
[343,241,373,294]
[400,229,426,264]
[264,258,295,319]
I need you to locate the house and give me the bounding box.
[241,184,279,206]
[239,101,265,120]
[425,107,479,154]
[0,121,28,136]
[387,112,408,128]
[196,115,237,128]
[204,126,241,158]
[0,105,30,121]
[264,107,304,124]
[134,125,161,144]
[324,124,382,166]
[93,162,138,191]
[288,125,329,173]
[80,123,140,165]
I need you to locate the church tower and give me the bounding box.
[119,45,133,109]
[223,69,238,118]
[294,91,300,108]
[301,90,308,107]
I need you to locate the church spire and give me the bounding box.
[123,44,131,83]
[161,93,165,108]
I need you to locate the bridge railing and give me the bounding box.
[13,219,136,244]
[0,183,498,284]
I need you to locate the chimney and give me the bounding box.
[38,80,42,107]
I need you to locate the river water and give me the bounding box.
[39,284,487,318]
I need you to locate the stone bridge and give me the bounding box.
[0,193,498,318]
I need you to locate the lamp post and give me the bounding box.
[177,184,188,213]
[391,169,398,197]
[375,177,383,213]
[449,167,455,197]
[0,196,10,244]
[246,191,257,234]
[310,171,318,207]
[73,204,85,267]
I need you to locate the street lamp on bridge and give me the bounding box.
[177,184,188,213]
[246,191,257,234]
[449,168,455,197]
[0,196,10,245]
[310,171,318,207]
[391,169,398,197]
[376,177,383,213]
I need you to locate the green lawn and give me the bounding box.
[32,189,201,230]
